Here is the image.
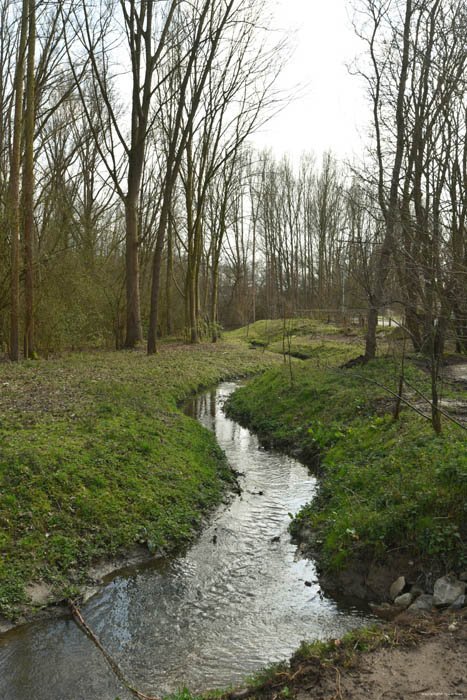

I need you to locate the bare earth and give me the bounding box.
[293,615,467,700]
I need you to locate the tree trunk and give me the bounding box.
[124,193,143,347]
[165,217,173,336]
[148,198,171,355]
[365,306,378,361]
[23,0,36,359]
[9,0,29,361]
[211,260,220,342]
[431,357,442,435]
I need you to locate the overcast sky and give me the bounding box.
[249,0,370,164]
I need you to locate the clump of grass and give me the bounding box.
[0,344,280,618]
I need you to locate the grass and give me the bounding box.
[224,317,399,363]
[225,318,353,355]
[226,349,467,573]
[0,343,280,619]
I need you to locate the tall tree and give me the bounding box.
[354,0,413,361]
[9,0,28,361]
[67,0,180,348]
[23,0,36,358]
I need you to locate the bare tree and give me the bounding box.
[67,0,179,348]
[23,0,36,358]
[146,0,241,353]
[9,0,28,361]
[353,0,414,361]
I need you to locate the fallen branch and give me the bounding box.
[69,599,160,700]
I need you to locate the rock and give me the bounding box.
[433,575,466,607]
[448,594,466,611]
[304,581,312,587]
[408,594,434,613]
[459,571,467,582]
[369,602,401,621]
[390,576,406,601]
[299,527,313,540]
[394,592,413,609]
[410,584,424,599]
[228,690,251,700]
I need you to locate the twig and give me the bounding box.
[69,599,160,700]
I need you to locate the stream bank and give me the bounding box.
[225,356,467,607]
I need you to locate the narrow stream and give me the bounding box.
[0,382,371,700]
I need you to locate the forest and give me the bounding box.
[0,0,465,363]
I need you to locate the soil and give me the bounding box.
[328,634,467,699]
[296,613,467,700]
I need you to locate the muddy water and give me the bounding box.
[0,382,371,700]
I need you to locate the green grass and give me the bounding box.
[0,343,280,618]
[225,318,349,350]
[224,317,400,363]
[226,354,467,573]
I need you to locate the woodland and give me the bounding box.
[0,0,465,367]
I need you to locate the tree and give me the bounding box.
[23,0,36,358]
[67,0,180,348]
[353,0,414,361]
[147,0,237,354]
[9,0,28,361]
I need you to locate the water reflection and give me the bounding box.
[0,382,371,700]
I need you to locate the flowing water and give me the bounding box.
[0,382,371,700]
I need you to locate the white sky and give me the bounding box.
[249,0,371,164]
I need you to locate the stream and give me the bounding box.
[0,382,372,699]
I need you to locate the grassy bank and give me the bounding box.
[0,343,279,619]
[225,317,365,362]
[226,347,467,576]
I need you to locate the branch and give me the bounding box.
[69,599,160,700]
